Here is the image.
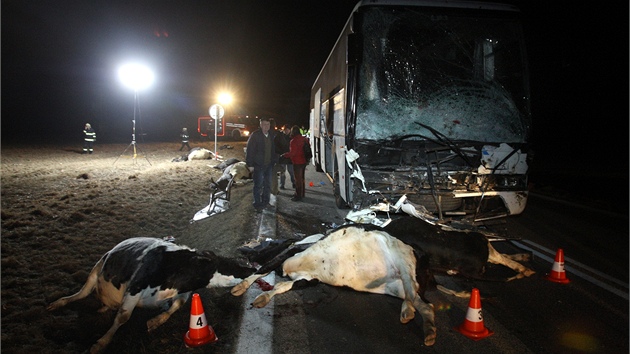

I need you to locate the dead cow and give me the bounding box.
[231,219,535,347]
[47,237,257,354]
[231,226,438,346]
[382,217,535,284]
[171,147,214,162]
[209,160,251,193]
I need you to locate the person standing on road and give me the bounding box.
[179,127,191,151]
[246,117,277,211]
[273,125,295,193]
[82,123,96,154]
[282,125,307,201]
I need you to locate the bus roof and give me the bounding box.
[353,0,519,13]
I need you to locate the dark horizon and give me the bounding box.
[2,1,627,176]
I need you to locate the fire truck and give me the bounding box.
[197,115,260,140]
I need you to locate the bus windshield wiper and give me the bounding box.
[413,122,475,167]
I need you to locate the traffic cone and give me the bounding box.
[184,293,218,347]
[545,248,570,283]
[455,288,494,340]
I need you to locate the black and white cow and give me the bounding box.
[231,218,536,346]
[47,237,257,354]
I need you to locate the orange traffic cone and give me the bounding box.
[184,293,218,347]
[455,288,494,340]
[546,248,570,283]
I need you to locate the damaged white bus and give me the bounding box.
[310,0,531,229]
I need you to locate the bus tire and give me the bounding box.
[232,130,241,140]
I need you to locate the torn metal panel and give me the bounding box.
[346,140,529,223]
[344,195,511,240]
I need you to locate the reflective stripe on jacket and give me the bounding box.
[84,129,96,142]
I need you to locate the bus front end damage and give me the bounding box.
[344,139,530,233]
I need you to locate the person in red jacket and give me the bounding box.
[282,125,307,201]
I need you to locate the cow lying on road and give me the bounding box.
[232,225,438,346]
[47,237,258,354]
[383,217,535,284]
[232,218,535,346]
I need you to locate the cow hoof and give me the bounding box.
[231,282,250,297]
[46,299,66,311]
[90,342,105,354]
[252,293,271,308]
[400,301,416,324]
[400,310,415,324]
[424,331,437,346]
[147,315,167,332]
[46,303,59,311]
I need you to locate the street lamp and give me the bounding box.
[218,92,233,106]
[115,63,155,165]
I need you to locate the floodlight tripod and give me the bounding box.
[114,90,151,165]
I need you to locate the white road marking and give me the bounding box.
[513,240,628,300]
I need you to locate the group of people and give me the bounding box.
[246,117,308,211]
[82,118,309,212]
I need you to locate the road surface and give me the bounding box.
[236,164,628,353]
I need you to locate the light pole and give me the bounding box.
[210,92,233,160]
[115,63,154,165]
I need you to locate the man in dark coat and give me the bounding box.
[245,117,277,211]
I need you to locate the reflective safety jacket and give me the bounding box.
[84,128,96,142]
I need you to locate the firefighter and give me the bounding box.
[83,123,96,154]
[179,127,191,151]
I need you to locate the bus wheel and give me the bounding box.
[232,130,241,140]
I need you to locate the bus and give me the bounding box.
[310,0,532,225]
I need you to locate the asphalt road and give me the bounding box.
[237,164,628,353]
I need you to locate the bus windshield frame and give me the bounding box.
[354,5,531,144]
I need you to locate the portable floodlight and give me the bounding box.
[114,63,155,165]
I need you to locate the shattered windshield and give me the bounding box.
[355,6,530,143]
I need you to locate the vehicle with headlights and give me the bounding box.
[198,115,260,140]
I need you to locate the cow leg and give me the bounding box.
[398,271,418,324]
[231,273,268,296]
[487,244,535,281]
[146,293,189,332]
[436,284,471,298]
[90,294,140,354]
[252,280,296,308]
[503,252,531,262]
[411,295,436,346]
[396,251,421,324]
[47,258,104,311]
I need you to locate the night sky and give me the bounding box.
[2,1,628,181]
